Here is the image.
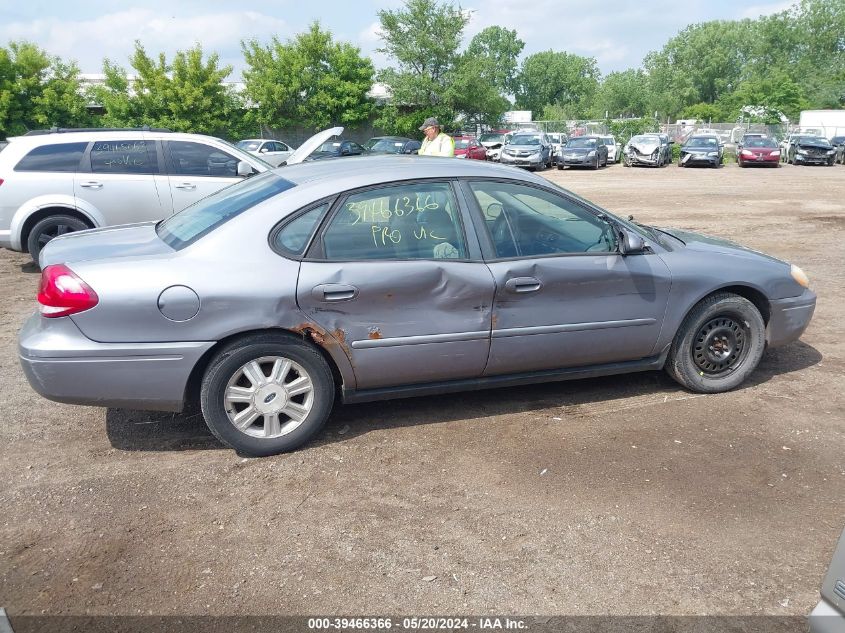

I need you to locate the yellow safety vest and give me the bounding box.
[419,132,455,157]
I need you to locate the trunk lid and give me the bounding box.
[39,222,171,268]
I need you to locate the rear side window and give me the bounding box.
[156,172,296,249]
[15,142,87,172]
[90,140,159,174]
[272,204,328,256]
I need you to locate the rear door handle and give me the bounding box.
[174,183,197,190]
[79,181,103,189]
[505,277,542,294]
[312,284,359,302]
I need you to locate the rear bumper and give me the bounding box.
[810,599,845,633]
[767,288,816,348]
[18,312,215,412]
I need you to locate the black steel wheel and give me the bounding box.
[666,292,765,393]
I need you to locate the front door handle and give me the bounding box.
[312,284,359,302]
[79,181,103,189]
[505,277,542,294]
[174,183,197,191]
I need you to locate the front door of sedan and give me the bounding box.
[463,180,672,376]
[297,181,495,390]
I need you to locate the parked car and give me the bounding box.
[829,136,845,164]
[0,128,272,262]
[364,136,420,155]
[478,130,512,162]
[236,138,295,167]
[781,134,800,162]
[499,131,552,170]
[787,135,838,166]
[306,139,367,161]
[557,136,608,169]
[547,133,569,160]
[453,136,487,160]
[598,135,621,163]
[810,527,845,632]
[737,137,781,167]
[19,156,816,456]
[623,134,667,167]
[678,135,724,168]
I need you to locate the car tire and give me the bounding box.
[26,214,90,262]
[200,333,335,456]
[593,156,599,170]
[665,293,765,394]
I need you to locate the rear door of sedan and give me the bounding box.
[296,180,495,390]
[461,179,672,375]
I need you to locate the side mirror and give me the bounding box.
[237,161,256,177]
[259,147,269,153]
[618,229,646,255]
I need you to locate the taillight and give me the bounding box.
[0,178,4,187]
[37,264,99,318]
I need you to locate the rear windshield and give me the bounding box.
[156,172,296,249]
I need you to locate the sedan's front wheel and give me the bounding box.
[201,334,335,456]
[665,293,765,393]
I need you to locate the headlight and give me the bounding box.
[587,150,596,157]
[790,264,810,288]
[741,150,753,157]
[771,150,780,157]
[797,149,807,155]
[707,151,718,157]
[827,149,835,154]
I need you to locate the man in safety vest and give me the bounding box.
[418,117,455,157]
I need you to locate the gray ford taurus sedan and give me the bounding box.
[19,156,816,456]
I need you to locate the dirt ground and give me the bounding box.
[1,161,843,620]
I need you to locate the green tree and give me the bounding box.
[375,0,469,133]
[447,53,510,129]
[0,41,89,138]
[94,41,244,138]
[679,102,726,123]
[718,72,808,122]
[591,69,652,119]
[515,51,599,118]
[465,26,524,95]
[243,22,374,132]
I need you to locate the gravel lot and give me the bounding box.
[1,161,843,619]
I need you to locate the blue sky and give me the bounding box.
[1,0,795,79]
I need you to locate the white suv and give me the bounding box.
[0,128,271,261]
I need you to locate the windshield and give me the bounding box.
[630,135,657,145]
[454,139,472,149]
[685,137,719,148]
[479,133,504,143]
[511,135,540,145]
[367,139,404,153]
[157,172,296,250]
[798,136,831,146]
[745,137,778,148]
[567,137,596,148]
[236,140,261,151]
[316,141,343,153]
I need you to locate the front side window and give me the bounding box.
[156,172,296,249]
[320,182,467,261]
[167,141,240,177]
[469,181,615,258]
[15,142,88,172]
[90,139,159,174]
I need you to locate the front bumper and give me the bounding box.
[766,288,816,348]
[739,154,779,165]
[559,154,595,167]
[18,313,215,412]
[500,153,543,168]
[795,153,834,164]
[680,153,718,166]
[626,152,660,166]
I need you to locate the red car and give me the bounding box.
[738,136,781,167]
[453,136,487,160]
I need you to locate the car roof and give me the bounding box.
[8,129,231,148]
[278,155,550,188]
[369,136,412,141]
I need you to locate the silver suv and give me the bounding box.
[0,128,271,261]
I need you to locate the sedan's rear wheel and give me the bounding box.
[666,293,765,393]
[26,214,90,262]
[200,334,334,456]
